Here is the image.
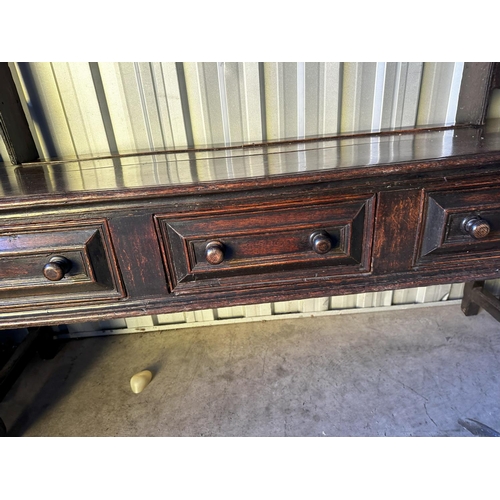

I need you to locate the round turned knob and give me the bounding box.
[205,241,224,265]
[462,216,491,240]
[43,256,72,281]
[310,230,332,254]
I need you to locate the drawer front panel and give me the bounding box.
[417,186,500,266]
[156,195,375,293]
[0,221,125,308]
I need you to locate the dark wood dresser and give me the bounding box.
[1,124,500,329]
[3,122,500,435]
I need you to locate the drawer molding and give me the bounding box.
[417,187,500,266]
[156,195,375,294]
[0,220,125,310]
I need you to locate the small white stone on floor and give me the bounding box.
[130,370,153,394]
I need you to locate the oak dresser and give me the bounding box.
[1,124,500,329]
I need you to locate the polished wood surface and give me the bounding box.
[42,256,72,282]
[1,123,500,204]
[1,124,500,328]
[205,241,225,265]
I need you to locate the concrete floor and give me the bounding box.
[1,303,499,436]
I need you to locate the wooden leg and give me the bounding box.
[461,280,500,323]
[36,326,60,360]
[461,281,483,316]
[0,328,41,401]
[0,326,60,403]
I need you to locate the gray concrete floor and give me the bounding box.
[1,303,499,436]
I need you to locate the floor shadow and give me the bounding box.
[3,331,166,437]
[3,334,111,437]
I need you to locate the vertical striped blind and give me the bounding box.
[6,62,466,162]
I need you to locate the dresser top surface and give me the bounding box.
[2,123,500,205]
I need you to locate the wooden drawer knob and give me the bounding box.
[310,230,332,254]
[205,241,224,265]
[43,256,72,281]
[462,216,491,240]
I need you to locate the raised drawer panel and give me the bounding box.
[0,220,124,309]
[417,186,500,266]
[156,194,375,294]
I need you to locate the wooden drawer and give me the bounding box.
[0,220,124,309]
[417,186,500,267]
[155,194,375,294]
